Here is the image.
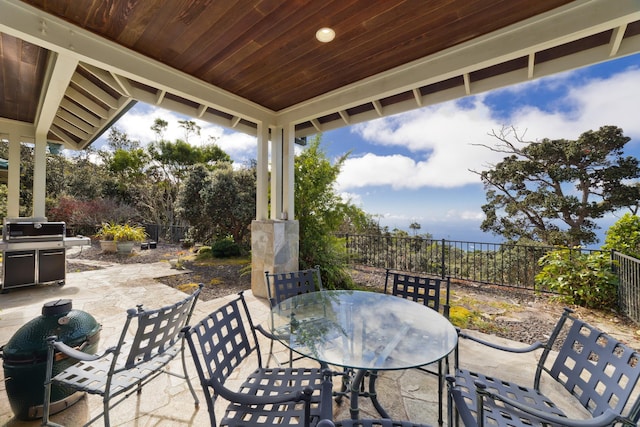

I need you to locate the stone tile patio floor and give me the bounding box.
[0,258,585,426]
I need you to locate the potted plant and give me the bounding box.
[96,222,118,253]
[114,224,147,254]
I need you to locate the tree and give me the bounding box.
[178,162,256,246]
[203,163,256,246]
[295,136,368,288]
[475,125,640,247]
[602,213,640,258]
[409,222,421,236]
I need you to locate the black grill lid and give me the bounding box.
[42,299,72,316]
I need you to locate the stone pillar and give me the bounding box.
[251,219,299,299]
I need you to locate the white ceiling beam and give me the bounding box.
[155,90,166,105]
[311,119,321,132]
[0,118,36,140]
[372,100,383,116]
[610,24,627,56]
[230,116,241,128]
[49,124,80,148]
[197,104,207,118]
[35,52,78,136]
[110,73,132,97]
[57,109,93,134]
[412,89,423,107]
[65,87,109,118]
[59,99,100,127]
[79,62,128,96]
[278,0,640,125]
[338,110,350,125]
[527,53,535,79]
[463,73,471,95]
[70,73,119,109]
[0,1,274,126]
[53,117,89,139]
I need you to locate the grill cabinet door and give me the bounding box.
[38,249,66,284]
[3,250,36,289]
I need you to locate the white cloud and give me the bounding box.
[96,105,257,163]
[339,67,640,191]
[339,191,363,206]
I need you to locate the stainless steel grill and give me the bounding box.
[1,218,89,291]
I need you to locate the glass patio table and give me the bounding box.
[270,289,458,420]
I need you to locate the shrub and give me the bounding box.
[535,248,618,309]
[196,246,212,258]
[449,306,473,328]
[603,213,640,258]
[211,237,241,258]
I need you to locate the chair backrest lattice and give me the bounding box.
[187,292,259,387]
[384,269,450,317]
[123,287,201,369]
[539,310,640,421]
[265,266,323,307]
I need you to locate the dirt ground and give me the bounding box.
[68,240,640,350]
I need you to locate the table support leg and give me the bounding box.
[368,370,390,418]
[349,369,391,420]
[349,369,366,419]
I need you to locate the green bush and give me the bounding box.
[603,213,640,258]
[196,246,212,258]
[211,237,241,258]
[535,248,618,309]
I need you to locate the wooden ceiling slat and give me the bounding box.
[232,0,570,109]
[203,0,353,81]
[189,3,285,78]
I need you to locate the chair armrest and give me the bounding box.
[476,381,632,427]
[459,331,545,353]
[255,324,278,340]
[206,377,312,406]
[47,336,112,362]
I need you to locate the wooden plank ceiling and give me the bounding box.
[21,0,573,111]
[1,0,640,149]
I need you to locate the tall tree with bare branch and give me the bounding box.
[473,125,640,247]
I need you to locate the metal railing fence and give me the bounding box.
[612,251,640,324]
[143,223,188,243]
[338,234,600,292]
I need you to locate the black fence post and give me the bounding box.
[441,239,446,279]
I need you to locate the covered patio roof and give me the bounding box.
[1,0,639,150]
[2,1,640,294]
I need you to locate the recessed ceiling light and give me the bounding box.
[316,27,335,43]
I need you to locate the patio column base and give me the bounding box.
[251,220,299,299]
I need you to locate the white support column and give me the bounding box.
[32,133,47,218]
[7,133,21,218]
[282,123,295,219]
[270,126,283,220]
[255,122,269,221]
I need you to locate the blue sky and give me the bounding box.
[96,53,640,248]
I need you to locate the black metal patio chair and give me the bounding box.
[257,266,324,367]
[184,291,334,427]
[447,307,640,427]
[317,418,432,427]
[383,269,451,425]
[42,284,203,427]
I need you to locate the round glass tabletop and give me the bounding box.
[270,290,458,370]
